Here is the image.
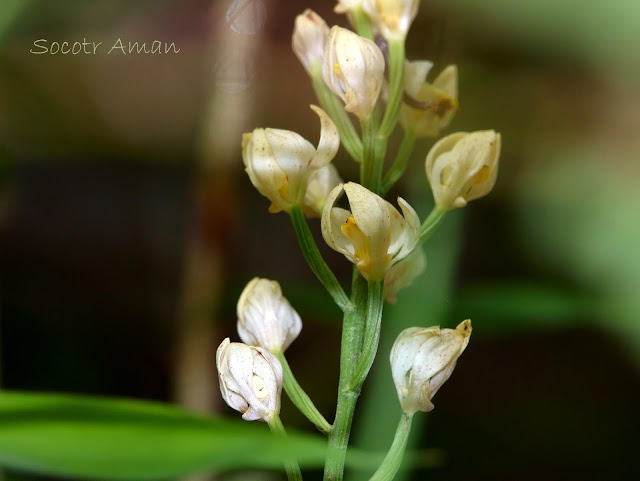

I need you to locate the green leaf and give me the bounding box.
[0,391,330,480]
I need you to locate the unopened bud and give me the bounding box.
[425,130,501,209]
[390,320,472,414]
[237,278,302,353]
[216,338,283,422]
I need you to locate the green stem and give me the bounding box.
[311,65,363,162]
[419,206,447,245]
[378,40,406,139]
[348,280,384,390]
[368,413,414,481]
[268,415,303,481]
[290,206,350,311]
[381,130,416,194]
[323,268,368,481]
[352,7,374,39]
[360,118,379,192]
[276,351,332,435]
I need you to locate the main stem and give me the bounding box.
[323,269,367,481]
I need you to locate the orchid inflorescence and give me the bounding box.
[216,2,501,480]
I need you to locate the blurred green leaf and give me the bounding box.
[452,283,596,335]
[0,391,333,480]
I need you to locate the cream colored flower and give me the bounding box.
[321,182,420,281]
[216,338,283,422]
[242,105,339,213]
[399,62,458,138]
[383,247,426,303]
[362,0,419,41]
[237,278,302,353]
[426,130,501,210]
[292,9,330,75]
[322,26,385,120]
[390,320,472,414]
[304,164,343,217]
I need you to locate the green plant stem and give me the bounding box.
[381,130,416,194]
[268,415,303,481]
[311,65,363,162]
[352,7,374,39]
[369,413,414,481]
[276,351,332,435]
[290,206,350,311]
[419,206,447,245]
[349,280,385,390]
[360,118,379,192]
[378,40,406,139]
[323,268,368,481]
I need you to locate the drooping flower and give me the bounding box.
[242,105,339,214]
[237,278,302,353]
[216,338,283,422]
[321,182,420,281]
[322,26,385,120]
[390,320,472,414]
[399,61,458,138]
[425,130,501,209]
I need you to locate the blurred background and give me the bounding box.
[1,0,639,480]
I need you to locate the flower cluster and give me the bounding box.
[217,2,504,479]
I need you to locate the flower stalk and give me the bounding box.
[290,205,350,311]
[419,205,447,245]
[368,413,414,481]
[276,351,332,435]
[381,130,416,194]
[378,39,406,139]
[268,415,304,481]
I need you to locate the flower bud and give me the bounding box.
[425,130,501,210]
[390,320,472,414]
[362,0,419,41]
[216,338,283,422]
[399,61,458,138]
[322,182,420,281]
[237,278,302,353]
[304,164,343,217]
[322,26,385,120]
[383,247,426,303]
[242,105,339,213]
[292,9,330,75]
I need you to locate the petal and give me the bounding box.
[243,129,288,209]
[432,65,457,98]
[404,59,433,98]
[309,105,339,168]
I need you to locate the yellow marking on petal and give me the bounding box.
[341,216,370,265]
[471,166,490,184]
[333,63,344,79]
